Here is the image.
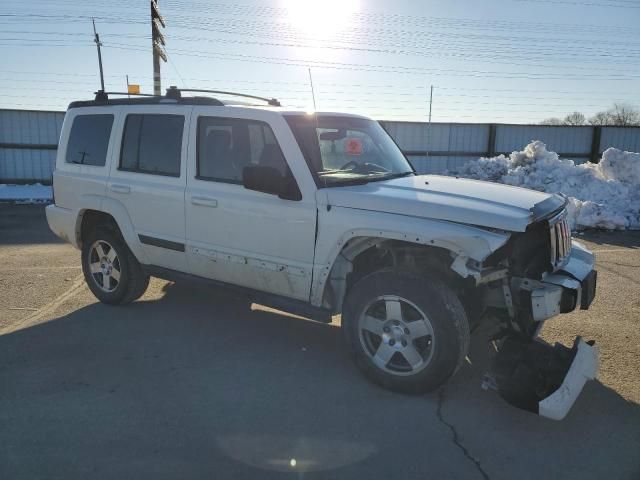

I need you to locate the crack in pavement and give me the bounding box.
[437,387,490,480]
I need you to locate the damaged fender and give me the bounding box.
[310,202,510,309]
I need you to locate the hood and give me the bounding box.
[323,174,558,232]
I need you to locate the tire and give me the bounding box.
[342,269,470,394]
[81,226,150,305]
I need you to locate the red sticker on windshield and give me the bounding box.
[345,138,363,155]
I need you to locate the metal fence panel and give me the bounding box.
[495,125,592,155]
[382,121,488,153]
[408,155,473,174]
[447,124,490,153]
[0,148,57,182]
[600,127,640,153]
[0,110,64,145]
[381,122,429,151]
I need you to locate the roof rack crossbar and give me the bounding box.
[95,91,158,99]
[176,88,281,107]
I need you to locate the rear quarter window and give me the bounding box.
[65,114,114,166]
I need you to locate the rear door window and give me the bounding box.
[120,114,184,177]
[65,114,114,166]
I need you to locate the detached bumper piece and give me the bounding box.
[484,336,598,420]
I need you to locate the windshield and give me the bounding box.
[285,114,415,187]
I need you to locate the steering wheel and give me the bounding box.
[340,161,391,174]
[340,160,360,171]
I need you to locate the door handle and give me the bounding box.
[191,196,218,208]
[110,183,131,194]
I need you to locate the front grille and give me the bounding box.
[549,211,571,269]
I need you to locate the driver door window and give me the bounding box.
[197,117,288,183]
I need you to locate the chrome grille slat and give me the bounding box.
[549,211,571,270]
[549,224,557,263]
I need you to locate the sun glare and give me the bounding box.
[281,0,359,39]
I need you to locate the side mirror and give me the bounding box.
[242,166,301,201]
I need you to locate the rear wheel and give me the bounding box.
[342,270,470,393]
[81,227,149,304]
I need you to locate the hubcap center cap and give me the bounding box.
[391,325,404,340]
[100,256,112,274]
[382,321,408,347]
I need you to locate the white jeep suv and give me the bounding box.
[47,88,598,419]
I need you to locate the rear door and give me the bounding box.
[107,106,191,271]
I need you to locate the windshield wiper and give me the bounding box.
[323,176,373,187]
[369,171,415,182]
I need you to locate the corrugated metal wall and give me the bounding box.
[380,122,490,173]
[494,125,593,155]
[0,109,64,183]
[0,109,639,181]
[600,127,640,153]
[382,121,640,174]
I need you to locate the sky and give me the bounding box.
[1,0,639,123]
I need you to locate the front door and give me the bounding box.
[184,108,317,301]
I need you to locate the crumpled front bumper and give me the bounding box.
[539,338,598,420]
[485,336,598,420]
[530,240,597,322]
[486,240,599,420]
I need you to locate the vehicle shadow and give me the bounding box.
[1,282,638,480]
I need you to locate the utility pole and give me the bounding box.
[308,68,317,111]
[92,19,105,93]
[151,0,167,95]
[426,84,433,157]
[428,85,433,124]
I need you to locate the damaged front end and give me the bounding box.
[475,199,599,420]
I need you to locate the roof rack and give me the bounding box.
[166,87,281,106]
[71,87,281,109]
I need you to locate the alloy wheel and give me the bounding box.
[358,295,435,376]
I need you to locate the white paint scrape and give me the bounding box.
[447,141,640,231]
[0,184,52,203]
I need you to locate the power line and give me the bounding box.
[514,0,640,8]
[101,42,640,80]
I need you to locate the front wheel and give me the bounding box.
[81,227,149,305]
[342,270,470,394]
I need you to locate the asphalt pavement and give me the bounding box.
[1,204,639,480]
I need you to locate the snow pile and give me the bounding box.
[0,184,52,203]
[447,141,640,230]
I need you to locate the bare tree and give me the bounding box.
[588,111,610,126]
[563,111,586,125]
[608,103,640,126]
[540,117,564,125]
[589,103,640,126]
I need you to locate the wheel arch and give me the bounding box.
[75,195,147,264]
[311,222,510,313]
